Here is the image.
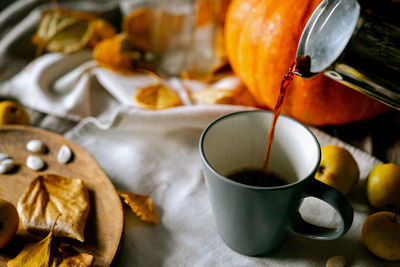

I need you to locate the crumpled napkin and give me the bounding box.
[0,50,246,122]
[64,105,392,267]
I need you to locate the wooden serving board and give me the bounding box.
[0,125,123,266]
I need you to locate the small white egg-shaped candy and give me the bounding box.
[57,145,72,164]
[0,158,14,174]
[26,155,45,170]
[26,140,45,153]
[0,153,10,161]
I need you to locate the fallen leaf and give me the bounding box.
[17,174,90,242]
[45,20,93,54]
[118,191,159,224]
[133,83,182,110]
[193,88,233,104]
[93,34,152,73]
[57,253,94,267]
[7,230,52,267]
[122,7,151,51]
[93,35,134,73]
[7,215,60,267]
[33,8,115,55]
[87,19,116,48]
[8,222,94,267]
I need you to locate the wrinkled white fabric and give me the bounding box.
[0,1,395,266]
[64,106,390,267]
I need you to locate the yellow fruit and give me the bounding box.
[315,145,360,194]
[362,211,400,261]
[366,163,400,210]
[0,198,19,248]
[0,101,30,126]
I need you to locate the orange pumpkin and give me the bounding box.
[225,0,390,126]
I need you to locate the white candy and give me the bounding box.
[0,153,10,161]
[26,139,45,153]
[26,155,45,170]
[57,145,72,164]
[0,158,14,174]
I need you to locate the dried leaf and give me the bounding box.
[50,241,94,267]
[134,84,182,110]
[17,174,90,242]
[122,7,151,51]
[57,253,94,267]
[45,20,92,54]
[8,228,94,267]
[231,84,261,107]
[7,231,52,267]
[87,19,116,48]
[93,34,152,73]
[33,8,115,55]
[193,88,234,104]
[118,191,159,224]
[93,35,134,73]
[7,216,60,267]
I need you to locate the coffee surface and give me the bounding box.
[226,167,288,187]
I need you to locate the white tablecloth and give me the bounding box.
[0,1,396,266]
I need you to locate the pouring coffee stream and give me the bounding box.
[262,56,311,172]
[263,0,400,175]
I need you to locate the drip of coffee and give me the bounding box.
[262,56,311,171]
[226,167,288,187]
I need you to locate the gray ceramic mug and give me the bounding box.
[199,110,353,256]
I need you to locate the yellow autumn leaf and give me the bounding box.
[7,230,52,267]
[118,191,159,224]
[17,174,90,242]
[45,20,92,54]
[193,88,234,104]
[133,83,182,110]
[7,216,60,267]
[33,8,115,55]
[8,221,94,267]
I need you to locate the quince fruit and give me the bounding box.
[362,211,400,261]
[315,145,360,194]
[0,198,19,249]
[0,101,30,126]
[366,163,400,210]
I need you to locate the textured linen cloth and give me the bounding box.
[0,1,397,266]
[64,105,391,267]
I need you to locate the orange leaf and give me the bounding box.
[93,35,134,73]
[133,83,182,110]
[122,7,152,51]
[118,191,159,224]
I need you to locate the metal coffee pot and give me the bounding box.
[296,0,400,109]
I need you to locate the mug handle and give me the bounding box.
[288,178,354,240]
